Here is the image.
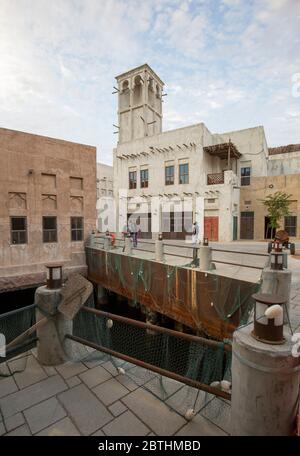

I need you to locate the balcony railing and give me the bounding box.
[207,172,224,185]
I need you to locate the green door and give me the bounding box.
[233,216,238,241]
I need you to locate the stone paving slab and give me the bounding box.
[92,428,105,436]
[0,376,18,399]
[122,387,186,435]
[0,374,68,418]
[4,412,25,432]
[24,397,66,434]
[0,421,5,435]
[144,376,184,400]
[6,424,31,436]
[0,363,10,376]
[200,397,231,434]
[66,375,82,388]
[55,361,88,379]
[9,355,47,389]
[108,400,128,417]
[114,373,140,392]
[79,364,112,388]
[165,384,213,416]
[102,410,150,436]
[37,417,81,436]
[58,384,113,436]
[0,350,230,436]
[93,378,129,406]
[176,413,228,436]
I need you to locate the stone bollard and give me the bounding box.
[231,324,300,436]
[261,267,292,320]
[199,245,212,271]
[124,236,133,255]
[103,235,111,251]
[155,238,164,262]
[35,286,72,366]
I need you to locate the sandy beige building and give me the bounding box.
[0,128,97,292]
[97,163,113,199]
[113,64,269,242]
[240,172,300,240]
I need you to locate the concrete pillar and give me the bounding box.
[155,239,164,262]
[35,286,73,366]
[261,267,292,319]
[231,324,300,436]
[199,246,212,271]
[124,236,132,255]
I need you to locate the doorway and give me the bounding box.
[240,212,254,239]
[264,217,275,239]
[233,216,238,241]
[204,216,219,241]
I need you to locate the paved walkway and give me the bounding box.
[0,349,229,436]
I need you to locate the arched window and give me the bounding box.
[155,84,161,111]
[148,78,154,107]
[120,80,130,109]
[133,75,143,105]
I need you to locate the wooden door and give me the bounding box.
[204,216,219,241]
[240,212,254,239]
[233,216,238,241]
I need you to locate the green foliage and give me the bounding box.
[261,191,293,230]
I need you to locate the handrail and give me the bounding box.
[66,333,231,401]
[92,235,269,257]
[88,245,266,270]
[80,306,232,352]
[0,303,37,320]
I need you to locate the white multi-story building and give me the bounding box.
[97,163,113,199]
[113,64,269,242]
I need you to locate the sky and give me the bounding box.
[0,0,299,165]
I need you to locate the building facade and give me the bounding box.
[97,163,113,199]
[0,128,97,292]
[113,64,269,242]
[240,145,300,240]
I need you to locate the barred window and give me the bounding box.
[129,171,137,189]
[284,216,297,237]
[179,163,189,184]
[165,165,174,185]
[43,216,57,243]
[140,169,149,188]
[71,217,84,241]
[241,167,251,186]
[11,217,27,244]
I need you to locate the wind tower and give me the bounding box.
[115,64,164,143]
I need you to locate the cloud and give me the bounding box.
[0,0,299,162]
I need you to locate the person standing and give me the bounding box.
[129,219,138,248]
[122,222,128,252]
[192,221,200,244]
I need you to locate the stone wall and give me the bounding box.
[0,128,97,292]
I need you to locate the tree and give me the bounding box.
[261,191,293,236]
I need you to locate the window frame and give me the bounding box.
[284,216,297,237]
[42,216,57,243]
[241,166,251,186]
[71,216,84,242]
[179,163,189,185]
[140,169,149,188]
[129,171,137,189]
[165,165,175,185]
[10,216,27,245]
